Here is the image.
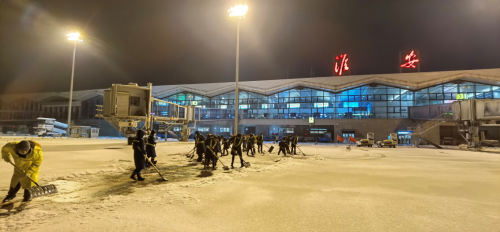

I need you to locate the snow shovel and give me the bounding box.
[8,161,58,200]
[215,154,230,171]
[241,158,251,168]
[189,151,197,161]
[186,147,195,157]
[207,147,229,171]
[143,155,168,181]
[296,146,307,156]
[263,144,274,153]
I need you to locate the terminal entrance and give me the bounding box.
[398,131,412,144]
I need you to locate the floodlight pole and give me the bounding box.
[67,41,77,137]
[234,19,240,135]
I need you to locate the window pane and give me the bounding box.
[443,83,458,93]
[387,88,400,94]
[428,85,443,94]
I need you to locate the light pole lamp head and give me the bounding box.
[228,4,248,19]
[67,32,81,41]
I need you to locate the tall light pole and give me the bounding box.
[228,4,248,135]
[66,32,81,137]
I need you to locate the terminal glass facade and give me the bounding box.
[159,82,500,120]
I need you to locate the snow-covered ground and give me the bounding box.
[0,137,499,231]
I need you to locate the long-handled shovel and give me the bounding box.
[186,147,195,157]
[8,160,58,200]
[187,147,198,160]
[207,147,229,171]
[143,155,168,181]
[263,144,275,154]
[296,146,307,156]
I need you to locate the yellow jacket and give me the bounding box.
[2,141,43,188]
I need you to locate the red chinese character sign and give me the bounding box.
[400,50,420,73]
[334,54,350,76]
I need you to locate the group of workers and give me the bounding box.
[130,130,302,178]
[193,132,301,170]
[0,131,303,203]
[277,135,299,156]
[130,129,158,181]
[194,131,247,170]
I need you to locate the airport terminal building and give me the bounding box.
[1,68,500,144]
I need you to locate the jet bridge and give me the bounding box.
[409,99,500,148]
[453,99,500,148]
[96,83,200,142]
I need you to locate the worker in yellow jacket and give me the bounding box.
[1,140,43,203]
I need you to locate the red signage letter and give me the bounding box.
[334,54,350,76]
[400,50,420,69]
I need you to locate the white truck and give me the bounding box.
[34,118,67,137]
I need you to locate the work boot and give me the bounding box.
[22,189,32,202]
[152,160,157,165]
[130,171,137,181]
[2,196,14,203]
[137,172,145,181]
[2,185,21,203]
[231,165,234,169]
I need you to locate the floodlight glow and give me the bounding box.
[228,4,248,18]
[67,32,80,41]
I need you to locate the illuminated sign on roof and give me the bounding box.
[400,50,420,73]
[334,54,350,76]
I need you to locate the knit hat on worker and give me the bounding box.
[15,141,31,151]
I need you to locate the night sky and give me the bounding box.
[1,0,499,94]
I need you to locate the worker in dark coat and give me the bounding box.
[222,138,230,156]
[205,135,219,170]
[256,133,264,154]
[278,138,288,156]
[247,133,255,156]
[146,130,157,167]
[131,130,147,181]
[194,131,206,163]
[291,135,299,155]
[229,135,235,145]
[231,134,245,168]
